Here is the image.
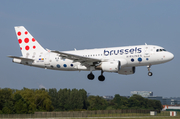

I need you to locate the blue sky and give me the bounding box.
[0,0,179,97]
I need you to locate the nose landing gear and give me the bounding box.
[147,65,153,76]
[148,72,153,76]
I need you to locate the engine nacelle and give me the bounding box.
[100,61,120,72]
[97,59,128,72]
[118,67,135,75]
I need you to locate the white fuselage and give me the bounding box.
[14,45,173,72]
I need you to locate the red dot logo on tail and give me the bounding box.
[25,46,30,50]
[32,38,36,42]
[18,39,22,44]
[17,32,21,36]
[25,31,28,35]
[24,38,29,43]
[33,46,36,49]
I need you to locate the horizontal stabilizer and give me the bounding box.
[8,56,34,61]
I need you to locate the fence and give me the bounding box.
[0,109,179,118]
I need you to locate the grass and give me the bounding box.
[86,111,179,117]
[67,116,180,119]
[0,111,179,118]
[58,116,180,119]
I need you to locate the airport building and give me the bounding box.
[102,96,114,100]
[131,91,153,97]
[162,98,171,105]
[101,91,180,106]
[148,97,180,105]
[131,91,180,105]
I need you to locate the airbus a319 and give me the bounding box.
[8,26,174,81]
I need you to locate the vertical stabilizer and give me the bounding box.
[14,26,46,58]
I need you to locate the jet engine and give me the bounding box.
[100,61,120,72]
[96,59,128,72]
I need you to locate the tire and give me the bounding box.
[87,73,95,80]
[98,75,105,81]
[148,72,153,76]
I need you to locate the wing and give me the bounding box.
[51,50,101,66]
[8,56,34,61]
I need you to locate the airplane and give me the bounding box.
[8,26,174,81]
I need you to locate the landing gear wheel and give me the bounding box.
[148,72,153,76]
[87,73,95,80]
[98,75,105,81]
[147,65,153,76]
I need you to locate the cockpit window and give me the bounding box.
[156,49,166,52]
[163,49,166,51]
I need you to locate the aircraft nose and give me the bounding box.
[167,52,174,61]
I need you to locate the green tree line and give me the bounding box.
[0,88,162,114]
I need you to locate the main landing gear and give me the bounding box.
[87,66,95,80]
[98,70,105,81]
[87,70,105,81]
[147,65,153,76]
[87,73,94,80]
